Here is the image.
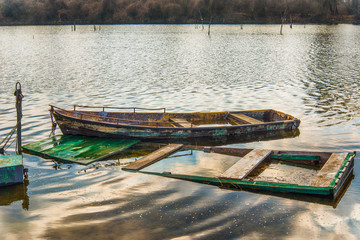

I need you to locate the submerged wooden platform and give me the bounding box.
[123,145,355,198]
[0,155,24,187]
[23,135,140,165]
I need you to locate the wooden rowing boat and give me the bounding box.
[123,145,356,198]
[50,105,300,140]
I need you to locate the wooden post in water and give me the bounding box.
[14,82,22,155]
[199,10,204,30]
[208,17,212,35]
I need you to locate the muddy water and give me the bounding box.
[1,24,360,239]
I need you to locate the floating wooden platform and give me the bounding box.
[0,155,24,187]
[23,135,140,165]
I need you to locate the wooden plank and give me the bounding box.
[310,153,349,187]
[229,113,263,125]
[123,144,183,170]
[170,118,194,128]
[219,149,272,180]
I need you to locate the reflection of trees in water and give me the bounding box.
[0,0,357,24]
[302,28,360,126]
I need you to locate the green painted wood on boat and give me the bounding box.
[0,155,22,168]
[23,135,140,165]
[271,154,320,161]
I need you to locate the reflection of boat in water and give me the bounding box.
[156,129,300,146]
[0,180,29,210]
[50,105,300,140]
[22,128,300,166]
[123,145,356,199]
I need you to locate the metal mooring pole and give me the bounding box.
[14,82,23,155]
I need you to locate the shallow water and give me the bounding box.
[1,24,360,239]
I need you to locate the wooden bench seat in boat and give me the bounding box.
[219,149,272,180]
[170,118,194,128]
[123,144,183,171]
[310,153,349,187]
[229,113,263,125]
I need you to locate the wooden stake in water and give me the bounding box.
[199,10,204,30]
[14,82,22,155]
[208,17,212,35]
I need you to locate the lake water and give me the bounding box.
[1,24,360,239]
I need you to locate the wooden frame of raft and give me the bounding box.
[123,145,356,197]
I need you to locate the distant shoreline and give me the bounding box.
[1,19,359,27]
[1,0,359,27]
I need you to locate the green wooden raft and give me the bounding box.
[23,135,140,165]
[123,145,356,199]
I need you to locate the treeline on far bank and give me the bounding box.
[0,0,359,25]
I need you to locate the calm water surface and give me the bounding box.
[1,24,360,239]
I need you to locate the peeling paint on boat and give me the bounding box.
[51,106,301,140]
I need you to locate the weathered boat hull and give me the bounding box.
[52,106,300,140]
